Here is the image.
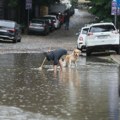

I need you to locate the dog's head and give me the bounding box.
[73,49,81,57]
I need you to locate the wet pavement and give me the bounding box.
[0,53,119,120]
[0,9,120,120]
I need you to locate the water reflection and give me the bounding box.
[0,53,119,120]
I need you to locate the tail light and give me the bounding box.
[79,37,83,42]
[8,29,16,33]
[87,32,93,36]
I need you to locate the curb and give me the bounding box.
[110,55,120,65]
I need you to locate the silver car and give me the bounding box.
[0,20,21,43]
[28,19,50,35]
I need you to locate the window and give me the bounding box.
[89,25,115,33]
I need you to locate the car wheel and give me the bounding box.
[13,36,17,43]
[13,39,17,43]
[18,38,21,42]
[44,30,48,36]
[115,46,120,54]
[86,49,91,56]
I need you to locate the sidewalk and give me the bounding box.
[110,55,120,65]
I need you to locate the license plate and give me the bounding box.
[97,35,108,39]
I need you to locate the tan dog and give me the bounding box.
[63,49,81,67]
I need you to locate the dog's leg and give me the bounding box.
[61,59,66,67]
[68,60,72,68]
[75,61,77,67]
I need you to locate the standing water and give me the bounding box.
[0,53,119,120]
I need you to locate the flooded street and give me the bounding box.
[0,53,119,120]
[0,9,120,120]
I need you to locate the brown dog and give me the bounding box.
[63,49,81,67]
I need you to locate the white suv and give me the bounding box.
[85,22,120,56]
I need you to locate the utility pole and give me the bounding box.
[25,0,32,26]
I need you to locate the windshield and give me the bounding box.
[31,19,44,24]
[89,25,116,33]
[0,21,15,28]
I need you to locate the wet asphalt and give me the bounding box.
[0,9,119,120]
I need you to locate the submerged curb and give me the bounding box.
[110,55,120,65]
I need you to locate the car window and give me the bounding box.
[31,19,44,24]
[82,28,89,34]
[89,25,115,33]
[0,21,15,28]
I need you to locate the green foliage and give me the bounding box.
[8,0,18,8]
[71,0,78,7]
[89,0,113,21]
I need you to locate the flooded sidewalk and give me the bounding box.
[0,53,119,120]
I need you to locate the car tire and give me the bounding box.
[86,49,91,56]
[115,46,120,54]
[13,37,17,43]
[18,38,21,42]
[44,30,49,36]
[13,39,17,43]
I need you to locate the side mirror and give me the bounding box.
[75,32,80,36]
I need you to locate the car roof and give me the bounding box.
[0,19,15,23]
[31,19,45,21]
[0,20,16,27]
[82,26,90,29]
[89,22,115,27]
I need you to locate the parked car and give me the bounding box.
[49,12,64,25]
[85,22,120,56]
[28,19,50,35]
[44,15,60,29]
[77,26,89,52]
[39,17,55,31]
[0,20,21,43]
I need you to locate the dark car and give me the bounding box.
[28,19,50,35]
[39,17,55,31]
[0,20,21,43]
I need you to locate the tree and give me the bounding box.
[89,0,113,21]
[8,0,18,8]
[71,0,78,7]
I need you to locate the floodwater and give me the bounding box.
[0,53,119,120]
